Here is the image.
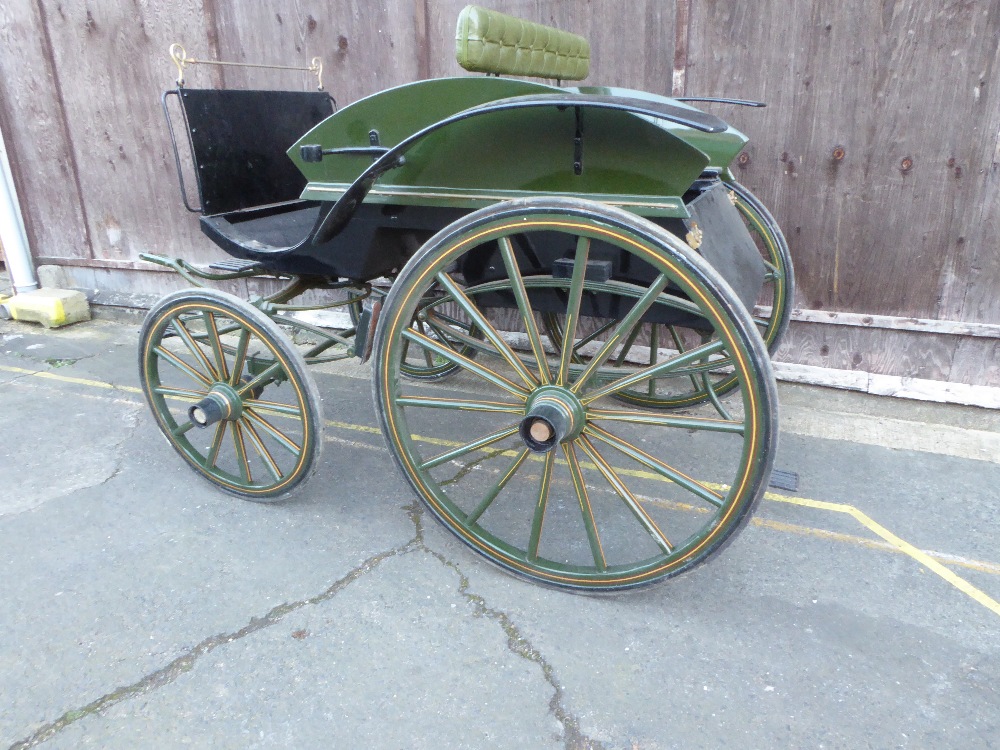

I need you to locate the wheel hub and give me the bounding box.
[518,386,586,453]
[188,382,243,428]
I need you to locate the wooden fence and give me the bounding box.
[1,0,998,389]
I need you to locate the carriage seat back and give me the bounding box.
[455,5,590,81]
[168,88,334,215]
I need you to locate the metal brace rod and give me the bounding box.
[170,43,323,90]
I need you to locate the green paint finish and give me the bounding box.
[290,77,710,208]
[372,198,777,590]
[523,385,587,444]
[574,86,750,170]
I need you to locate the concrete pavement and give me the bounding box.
[1,314,998,749]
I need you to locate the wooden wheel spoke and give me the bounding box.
[241,399,303,419]
[206,421,228,469]
[587,407,744,434]
[170,315,219,381]
[401,328,528,399]
[228,329,252,387]
[413,320,437,367]
[701,373,734,421]
[396,396,524,414]
[202,311,230,382]
[465,448,531,525]
[647,324,660,396]
[557,236,591,385]
[170,420,196,438]
[572,318,618,356]
[231,421,253,484]
[237,361,283,398]
[527,451,555,561]
[581,338,727,405]
[244,408,302,456]
[613,320,644,367]
[586,424,724,508]
[241,419,282,481]
[153,385,206,402]
[436,271,539,389]
[419,425,519,471]
[153,345,213,388]
[579,436,673,555]
[667,325,703,393]
[563,441,607,571]
[498,236,552,385]
[570,274,669,393]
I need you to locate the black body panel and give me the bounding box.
[177,89,334,215]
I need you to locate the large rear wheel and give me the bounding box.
[372,198,777,590]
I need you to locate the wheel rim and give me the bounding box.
[139,291,321,499]
[374,200,775,589]
[539,183,792,410]
[354,288,481,381]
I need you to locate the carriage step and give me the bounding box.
[768,469,799,493]
[208,259,265,273]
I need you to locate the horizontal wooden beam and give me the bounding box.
[758,306,1000,340]
[773,362,1000,410]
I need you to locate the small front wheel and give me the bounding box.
[138,289,323,500]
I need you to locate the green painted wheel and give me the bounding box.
[351,287,482,381]
[372,198,777,590]
[139,288,323,501]
[541,181,794,410]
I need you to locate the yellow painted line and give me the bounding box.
[0,364,142,393]
[7,363,1000,615]
[750,517,1000,576]
[764,493,1000,617]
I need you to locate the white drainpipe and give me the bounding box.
[0,125,39,293]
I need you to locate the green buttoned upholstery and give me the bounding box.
[455,5,590,81]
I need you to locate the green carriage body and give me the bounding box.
[289,76,748,217]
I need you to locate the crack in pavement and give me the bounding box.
[9,469,594,749]
[412,499,605,750]
[7,539,418,750]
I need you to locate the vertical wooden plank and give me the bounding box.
[0,0,90,260]
[414,0,432,80]
[31,1,214,265]
[945,0,1000,327]
[672,0,691,96]
[208,1,422,104]
[686,0,1000,327]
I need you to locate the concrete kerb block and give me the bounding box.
[0,287,91,328]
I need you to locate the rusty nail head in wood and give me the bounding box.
[900,157,913,173]
[832,146,846,161]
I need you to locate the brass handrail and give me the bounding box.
[170,43,323,89]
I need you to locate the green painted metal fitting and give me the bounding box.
[519,385,586,452]
[188,382,243,428]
